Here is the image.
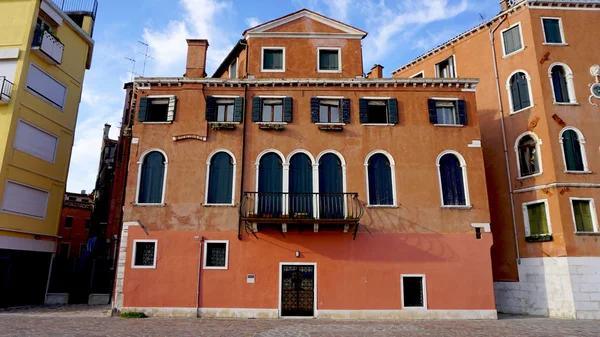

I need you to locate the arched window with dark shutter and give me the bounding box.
[437,152,468,206]
[561,128,586,172]
[508,71,532,113]
[138,151,166,204]
[289,152,314,217]
[366,153,395,206]
[206,151,235,204]
[549,63,575,104]
[516,134,541,177]
[258,152,283,217]
[318,152,344,219]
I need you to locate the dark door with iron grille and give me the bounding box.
[281,265,314,317]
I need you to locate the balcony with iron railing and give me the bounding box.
[52,0,99,20]
[32,27,64,65]
[0,77,14,105]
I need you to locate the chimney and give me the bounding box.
[368,64,384,79]
[186,39,209,78]
[81,190,86,195]
[103,124,111,139]
[500,0,509,11]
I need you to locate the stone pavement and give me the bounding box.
[0,306,599,336]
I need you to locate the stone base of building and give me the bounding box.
[494,257,600,319]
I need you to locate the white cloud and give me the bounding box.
[245,17,261,28]
[322,0,352,22]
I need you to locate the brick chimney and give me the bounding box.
[500,0,509,11]
[367,64,384,79]
[186,39,209,78]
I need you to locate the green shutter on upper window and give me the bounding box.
[457,100,467,125]
[283,97,293,123]
[388,98,398,124]
[233,97,244,122]
[138,97,148,122]
[543,19,562,43]
[205,96,216,121]
[359,99,368,124]
[167,96,176,122]
[252,97,261,122]
[573,200,594,232]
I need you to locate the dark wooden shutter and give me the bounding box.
[359,99,368,124]
[457,100,467,125]
[283,97,293,123]
[428,99,437,124]
[388,98,398,124]
[341,98,351,124]
[205,96,216,121]
[252,97,261,122]
[310,98,320,123]
[510,77,521,111]
[138,97,148,122]
[233,97,244,122]
[517,74,531,109]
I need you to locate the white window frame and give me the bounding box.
[60,242,70,258]
[409,71,424,79]
[364,150,398,208]
[229,57,238,79]
[142,95,176,124]
[261,47,285,73]
[131,239,158,269]
[506,69,534,114]
[541,17,567,46]
[570,197,599,233]
[514,131,543,179]
[204,149,237,206]
[401,274,427,310]
[430,97,461,126]
[436,150,471,209]
[203,240,229,270]
[434,55,457,78]
[1,180,50,220]
[559,127,590,173]
[522,199,552,237]
[134,148,168,206]
[500,22,525,58]
[25,62,67,111]
[361,96,393,126]
[13,119,59,163]
[316,47,342,73]
[548,62,577,105]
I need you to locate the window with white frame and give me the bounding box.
[318,48,340,72]
[203,240,229,269]
[542,18,565,44]
[523,200,551,237]
[262,48,284,72]
[435,56,455,78]
[508,71,532,113]
[402,275,427,309]
[437,152,469,207]
[132,240,157,268]
[560,128,587,172]
[427,99,467,126]
[516,133,542,178]
[359,98,399,125]
[549,63,575,104]
[137,151,166,204]
[365,151,396,207]
[138,96,177,123]
[502,23,523,56]
[217,99,235,122]
[571,198,598,233]
[205,151,235,205]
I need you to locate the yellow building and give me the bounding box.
[0,0,96,307]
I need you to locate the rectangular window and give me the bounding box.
[435,56,455,78]
[402,275,426,309]
[319,99,341,123]
[262,48,284,71]
[367,100,389,124]
[502,24,523,56]
[216,99,235,122]
[132,240,157,268]
[146,98,169,122]
[318,48,340,72]
[59,243,70,258]
[65,216,73,228]
[524,201,550,236]
[203,240,229,269]
[229,59,237,79]
[572,199,597,233]
[262,99,283,122]
[435,101,458,125]
[1,180,49,219]
[542,18,564,44]
[85,218,91,230]
[13,120,58,163]
[26,63,67,109]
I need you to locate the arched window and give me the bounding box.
[365,151,396,207]
[205,151,235,205]
[516,133,542,177]
[319,153,344,219]
[560,128,587,172]
[549,63,576,104]
[507,71,532,113]
[437,152,468,206]
[137,151,166,204]
[257,152,283,216]
[289,153,314,217]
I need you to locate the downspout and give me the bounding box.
[489,15,521,265]
[238,40,249,241]
[196,235,203,317]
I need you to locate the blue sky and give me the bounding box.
[67,0,501,193]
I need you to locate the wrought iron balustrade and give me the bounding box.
[0,77,14,103]
[240,192,364,223]
[52,0,99,19]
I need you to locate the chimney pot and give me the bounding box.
[186,39,209,78]
[103,124,111,139]
[81,190,86,195]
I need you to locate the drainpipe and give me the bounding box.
[238,40,249,241]
[489,16,521,265]
[195,235,203,317]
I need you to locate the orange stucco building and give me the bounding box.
[112,9,496,319]
[395,0,600,319]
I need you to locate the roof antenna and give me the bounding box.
[138,41,154,77]
[125,57,139,82]
[479,13,485,22]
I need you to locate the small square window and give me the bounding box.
[147,98,169,122]
[542,18,563,44]
[132,240,157,268]
[204,241,229,269]
[524,201,550,236]
[435,56,455,78]
[435,101,458,125]
[65,216,73,228]
[402,275,426,309]
[262,48,284,71]
[318,49,340,72]
[216,99,235,122]
[262,99,284,122]
[367,100,389,124]
[502,24,523,56]
[319,99,341,123]
[572,199,597,233]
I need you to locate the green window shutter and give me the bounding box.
[428,99,437,124]
[283,97,293,123]
[573,200,594,232]
[359,99,368,124]
[341,98,351,124]
[310,98,320,123]
[528,204,541,235]
[539,204,549,234]
[205,96,216,121]
[543,19,562,43]
[138,97,148,122]
[166,96,176,122]
[457,100,467,125]
[388,98,398,124]
[233,97,244,122]
[252,97,261,122]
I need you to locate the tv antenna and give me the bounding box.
[138,41,154,77]
[125,57,139,82]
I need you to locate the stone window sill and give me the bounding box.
[441,205,472,210]
[434,124,464,128]
[575,232,600,236]
[133,203,166,207]
[565,171,592,175]
[525,234,553,243]
[517,172,542,180]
